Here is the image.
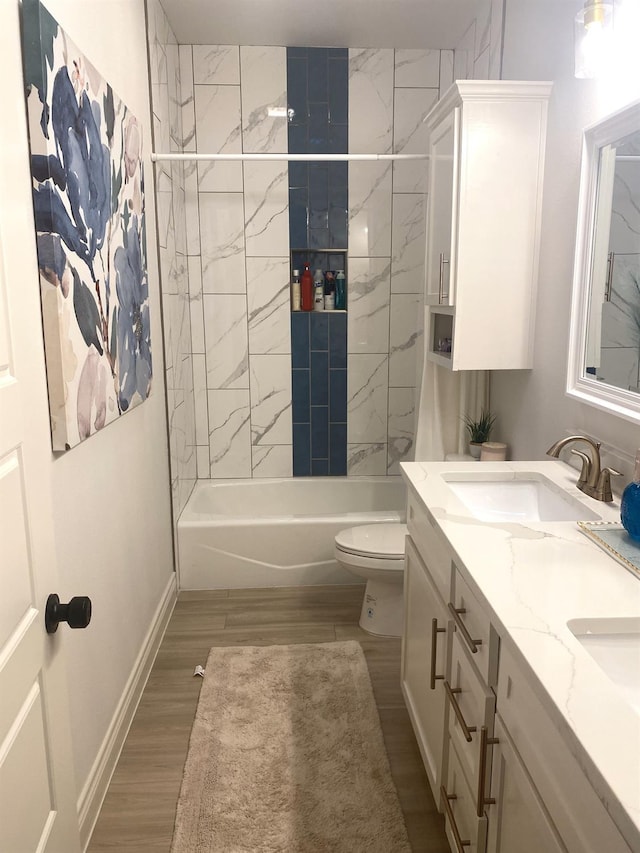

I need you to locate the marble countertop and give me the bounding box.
[400,459,640,849]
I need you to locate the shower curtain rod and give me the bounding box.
[151,152,429,162]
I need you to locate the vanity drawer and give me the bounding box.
[451,569,494,683]
[407,489,453,601]
[442,737,488,853]
[497,640,633,853]
[447,632,496,798]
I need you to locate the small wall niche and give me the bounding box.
[290,249,347,312]
[429,310,454,365]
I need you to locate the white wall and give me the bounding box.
[492,0,640,476]
[12,0,175,818]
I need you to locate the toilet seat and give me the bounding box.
[334,523,407,561]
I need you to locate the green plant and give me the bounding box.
[463,409,496,443]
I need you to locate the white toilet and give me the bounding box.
[334,523,407,637]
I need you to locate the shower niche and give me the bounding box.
[290,249,348,313]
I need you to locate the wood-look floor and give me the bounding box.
[88,585,448,853]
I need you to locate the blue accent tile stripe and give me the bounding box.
[293,422,311,476]
[310,351,329,405]
[310,312,329,350]
[291,312,310,368]
[329,369,347,423]
[292,369,310,422]
[329,423,348,476]
[311,406,329,458]
[329,312,347,368]
[288,46,348,476]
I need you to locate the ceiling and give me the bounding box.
[159,0,481,49]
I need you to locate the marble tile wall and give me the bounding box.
[182,43,293,478]
[158,3,505,482]
[147,0,196,525]
[347,48,447,475]
[454,0,504,81]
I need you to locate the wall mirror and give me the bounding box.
[568,98,640,424]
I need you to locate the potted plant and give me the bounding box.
[463,409,496,458]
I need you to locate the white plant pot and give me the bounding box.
[469,442,483,459]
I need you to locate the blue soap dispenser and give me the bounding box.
[621,449,640,541]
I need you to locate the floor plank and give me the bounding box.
[88,585,448,853]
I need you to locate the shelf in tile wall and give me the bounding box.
[427,350,453,369]
[290,309,348,314]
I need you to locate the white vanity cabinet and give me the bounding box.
[424,81,552,371]
[402,484,635,853]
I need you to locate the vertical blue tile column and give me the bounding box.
[287,47,348,477]
[291,312,347,476]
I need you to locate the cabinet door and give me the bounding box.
[425,107,459,306]
[401,537,450,803]
[486,716,566,853]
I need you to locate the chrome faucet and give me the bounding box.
[546,435,621,502]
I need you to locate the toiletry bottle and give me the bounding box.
[621,449,640,541]
[313,269,324,311]
[324,270,335,310]
[335,270,346,310]
[300,263,313,311]
[324,288,335,311]
[291,269,301,311]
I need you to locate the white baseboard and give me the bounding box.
[77,573,178,850]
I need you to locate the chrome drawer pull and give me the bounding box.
[444,680,477,742]
[440,786,471,851]
[430,617,446,690]
[476,725,499,817]
[448,602,483,654]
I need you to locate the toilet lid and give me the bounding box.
[335,523,407,559]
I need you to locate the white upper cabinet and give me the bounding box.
[424,81,552,371]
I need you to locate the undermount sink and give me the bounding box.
[568,618,640,714]
[445,474,601,523]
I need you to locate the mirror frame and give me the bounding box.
[567,97,640,425]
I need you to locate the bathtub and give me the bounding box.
[177,477,407,589]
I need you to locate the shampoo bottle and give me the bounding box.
[291,269,301,311]
[621,449,640,541]
[335,270,346,310]
[313,269,324,311]
[300,263,313,311]
[324,270,335,310]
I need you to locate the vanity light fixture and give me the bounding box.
[575,0,614,79]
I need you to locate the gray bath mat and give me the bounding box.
[170,641,411,852]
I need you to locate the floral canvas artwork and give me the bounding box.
[22,0,152,450]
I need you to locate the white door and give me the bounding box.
[0,3,82,851]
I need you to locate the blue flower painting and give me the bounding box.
[22,0,152,449]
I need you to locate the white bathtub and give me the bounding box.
[177,477,407,589]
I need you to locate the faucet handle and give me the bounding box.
[570,449,591,489]
[597,468,623,503]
